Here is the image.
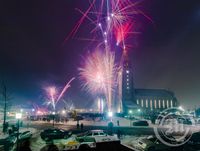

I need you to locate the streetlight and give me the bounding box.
[52,111,55,127]
[108,111,113,121]
[16,113,22,151]
[62,110,66,114]
[128,110,133,127]
[108,111,113,117]
[137,109,142,118]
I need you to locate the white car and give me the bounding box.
[78,130,119,143]
[61,136,96,150]
[137,136,170,151]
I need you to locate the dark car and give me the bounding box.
[133,120,149,126]
[40,129,71,141]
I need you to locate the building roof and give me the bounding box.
[135,89,175,98]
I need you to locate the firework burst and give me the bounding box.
[79,49,118,111]
[44,78,75,111]
[68,0,151,112]
[65,0,152,49]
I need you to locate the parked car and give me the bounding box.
[137,136,170,151]
[19,131,33,141]
[77,130,119,143]
[5,131,32,146]
[40,129,71,141]
[62,135,96,151]
[133,120,149,126]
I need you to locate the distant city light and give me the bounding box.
[16,113,22,119]
[137,109,141,112]
[52,111,56,115]
[126,70,129,74]
[62,110,66,114]
[129,110,133,114]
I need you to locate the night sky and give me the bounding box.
[0,0,200,109]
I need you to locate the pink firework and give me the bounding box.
[44,78,75,110]
[45,86,57,110]
[79,50,118,111]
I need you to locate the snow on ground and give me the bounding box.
[33,117,153,127]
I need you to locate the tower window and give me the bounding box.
[146,100,148,108]
[141,100,144,107]
[137,99,139,105]
[126,70,130,74]
[158,100,161,109]
[171,100,173,107]
[163,100,165,108]
[150,100,153,110]
[167,100,169,108]
[154,100,157,109]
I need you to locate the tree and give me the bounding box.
[0,82,12,133]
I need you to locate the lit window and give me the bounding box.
[137,99,139,105]
[146,100,148,108]
[167,100,169,108]
[126,70,129,74]
[127,87,129,89]
[127,79,129,81]
[127,83,129,85]
[154,100,157,109]
[163,100,165,108]
[171,100,173,107]
[150,100,153,110]
[158,100,161,109]
[141,100,144,107]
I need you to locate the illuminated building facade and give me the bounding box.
[135,89,178,111]
[121,51,178,113]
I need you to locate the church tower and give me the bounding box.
[122,50,136,113]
